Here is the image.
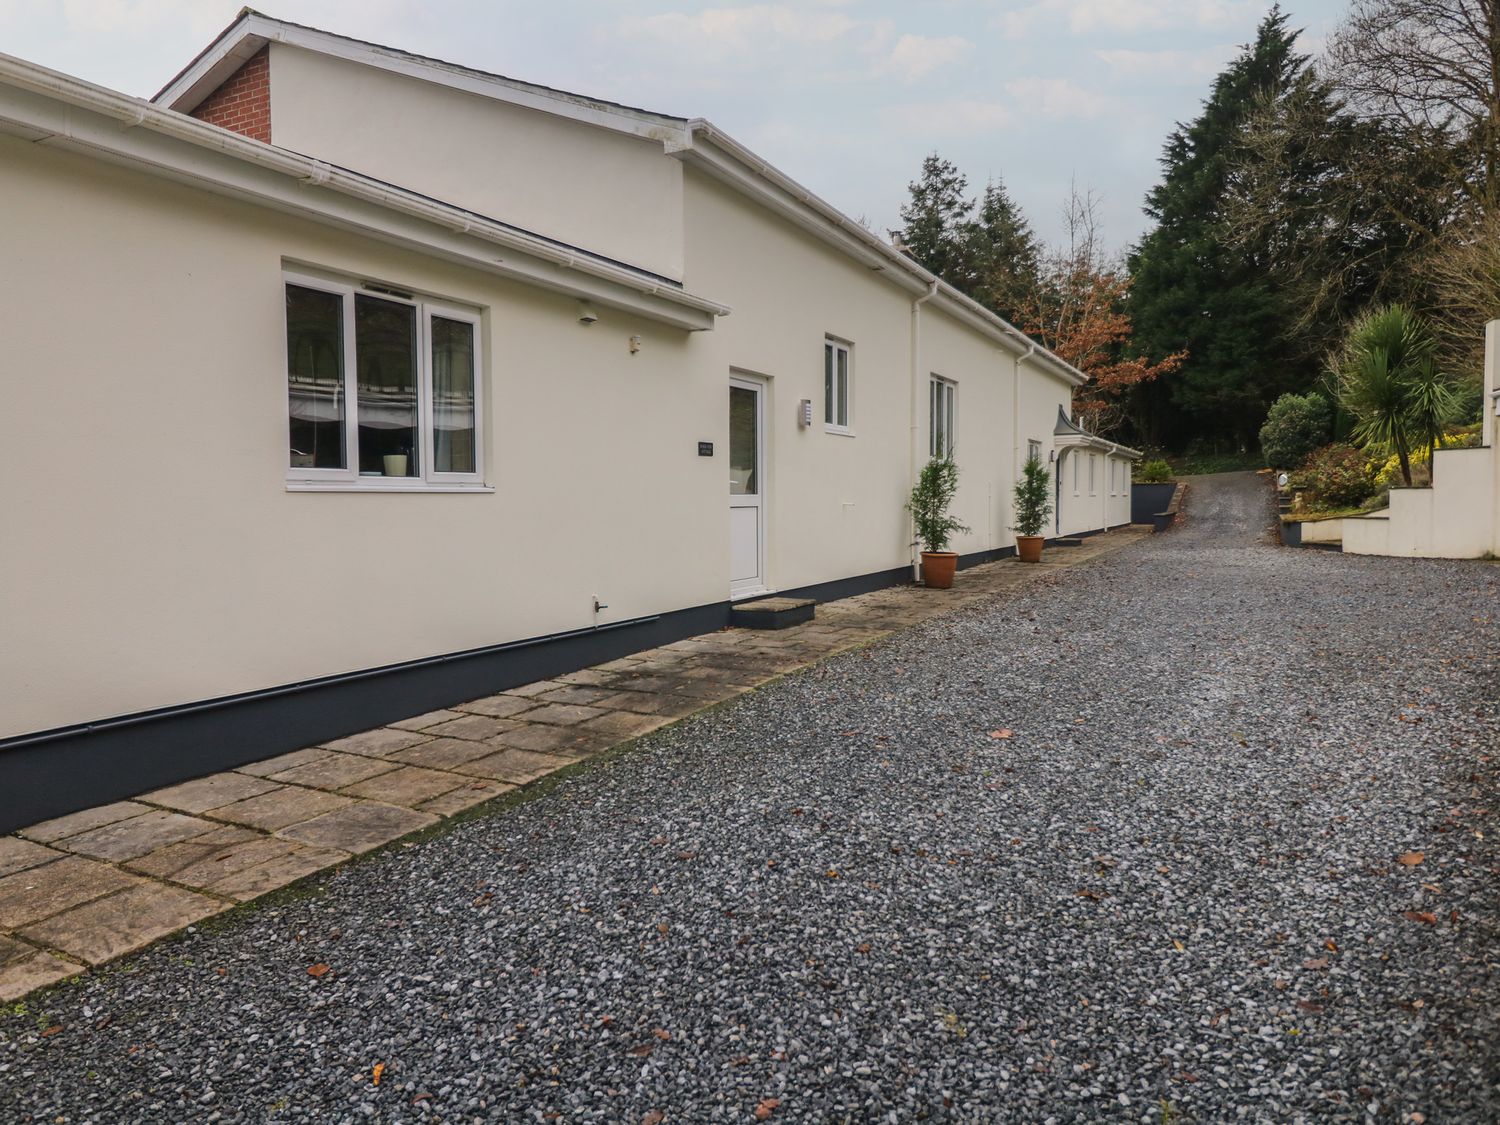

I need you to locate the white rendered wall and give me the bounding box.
[267,45,686,281]
[0,136,716,740]
[1345,319,1500,558]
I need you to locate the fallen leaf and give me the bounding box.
[372,1062,385,1086]
[307,963,332,978]
[1172,939,1185,952]
[824,869,840,879]
[627,1043,654,1058]
[754,1097,781,1121]
[650,836,667,846]
[39,1025,63,1038]
[988,729,1013,740]
[642,1112,665,1125]
[656,923,670,936]
[856,942,872,955]
[653,1028,672,1041]
[676,852,697,862]
[1296,1000,1324,1013]
[1398,851,1424,866]
[1323,939,1339,952]
[1301,958,1330,971]
[1403,911,1438,925]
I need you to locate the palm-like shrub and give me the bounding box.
[906,456,970,552]
[1335,306,1460,487]
[1012,456,1053,537]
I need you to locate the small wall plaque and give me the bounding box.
[698,441,714,457]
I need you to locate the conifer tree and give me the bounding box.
[1129,6,1310,449]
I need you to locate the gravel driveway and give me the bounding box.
[3,472,1497,1124]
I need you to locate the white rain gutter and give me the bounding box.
[675,120,1087,383]
[0,53,731,328]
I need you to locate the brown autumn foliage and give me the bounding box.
[1017,189,1185,438]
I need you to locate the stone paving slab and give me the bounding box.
[276,802,437,855]
[0,838,62,879]
[18,882,225,965]
[0,857,141,930]
[0,526,1150,1002]
[18,802,152,844]
[0,943,79,1003]
[57,810,217,863]
[209,786,352,832]
[143,772,280,815]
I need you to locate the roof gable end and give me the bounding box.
[153,8,690,145]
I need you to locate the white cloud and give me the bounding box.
[998,0,1261,38]
[1003,76,1109,119]
[886,33,972,81]
[888,97,1012,134]
[614,5,861,60]
[1093,45,1237,84]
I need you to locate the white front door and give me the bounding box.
[729,376,767,598]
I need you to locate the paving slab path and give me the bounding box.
[2,472,1497,1123]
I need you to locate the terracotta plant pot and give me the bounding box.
[1016,535,1044,564]
[920,551,958,589]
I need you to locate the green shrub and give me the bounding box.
[1294,443,1376,510]
[1011,456,1052,537]
[906,456,970,552]
[1134,459,1173,484]
[1258,392,1332,469]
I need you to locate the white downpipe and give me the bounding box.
[910,280,939,581]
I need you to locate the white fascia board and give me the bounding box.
[154,13,692,146]
[1055,433,1143,460]
[676,120,1090,386]
[0,56,727,332]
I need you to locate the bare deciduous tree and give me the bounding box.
[1325,0,1500,209]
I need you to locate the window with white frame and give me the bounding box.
[1027,439,1042,465]
[824,338,852,432]
[929,375,956,457]
[1089,454,1097,495]
[1071,452,1079,494]
[285,273,484,489]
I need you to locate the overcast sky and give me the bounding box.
[2,1,1349,252]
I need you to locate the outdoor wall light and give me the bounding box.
[629,335,642,354]
[798,399,813,427]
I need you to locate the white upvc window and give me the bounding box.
[1089,453,1097,495]
[1027,439,1043,465]
[824,337,853,434]
[929,375,956,458]
[284,271,486,491]
[1072,452,1080,495]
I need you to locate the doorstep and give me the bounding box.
[0,525,1151,1002]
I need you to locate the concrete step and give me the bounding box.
[730,597,816,630]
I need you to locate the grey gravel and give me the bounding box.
[2,472,1497,1124]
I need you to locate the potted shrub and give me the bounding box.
[906,456,970,589]
[1012,456,1052,563]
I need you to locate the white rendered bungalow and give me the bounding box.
[0,10,1137,831]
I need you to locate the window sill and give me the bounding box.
[824,426,856,438]
[286,479,494,494]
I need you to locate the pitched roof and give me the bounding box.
[155,8,689,142]
[155,10,1090,384]
[0,51,726,331]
